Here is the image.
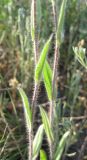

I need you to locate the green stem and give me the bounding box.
[49,1,59,159]
[32,83,39,124]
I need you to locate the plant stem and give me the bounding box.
[28,129,33,160]
[49,141,53,160]
[32,0,38,65]
[31,0,39,123]
[49,1,60,159]
[28,1,38,159]
[50,0,59,127]
[51,0,57,30]
[52,39,59,101]
[78,136,87,160]
[31,83,39,160]
[32,83,39,124]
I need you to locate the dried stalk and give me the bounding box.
[0,111,25,160]
[78,136,87,160]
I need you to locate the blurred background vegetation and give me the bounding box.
[0,0,87,159]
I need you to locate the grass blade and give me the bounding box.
[57,0,67,45]
[33,124,44,160]
[40,107,54,142]
[54,131,70,160]
[43,61,52,100]
[35,35,53,83]
[17,87,32,130]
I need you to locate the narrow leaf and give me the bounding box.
[17,87,32,129]
[40,150,47,160]
[43,61,52,100]
[40,107,54,142]
[33,125,44,160]
[54,131,70,160]
[57,0,67,45]
[35,35,53,83]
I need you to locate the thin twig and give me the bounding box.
[0,87,13,92]
[0,111,25,160]
[69,115,87,120]
[78,136,87,160]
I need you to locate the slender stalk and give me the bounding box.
[28,129,33,160]
[52,39,59,102]
[32,0,38,65]
[78,136,87,160]
[50,0,59,127]
[31,0,39,119]
[31,0,39,124]
[49,141,53,160]
[49,1,59,159]
[28,1,39,159]
[32,83,39,124]
[51,0,57,30]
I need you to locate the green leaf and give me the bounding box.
[43,61,52,100]
[35,35,53,83]
[33,125,44,160]
[17,87,32,130]
[40,150,47,160]
[57,0,67,45]
[40,107,54,142]
[54,131,70,160]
